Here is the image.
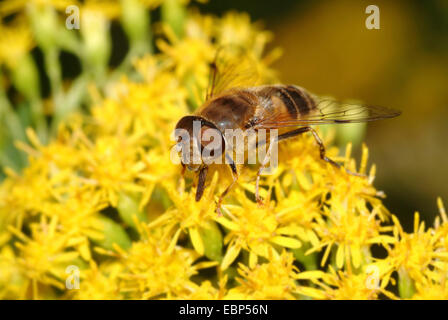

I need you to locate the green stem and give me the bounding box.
[398,268,416,299]
[0,79,27,172]
[0,90,26,143]
[43,47,65,137]
[161,0,186,38]
[51,74,88,133]
[29,99,48,144]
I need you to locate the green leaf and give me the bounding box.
[199,221,223,262]
[292,243,317,271]
[117,192,147,229]
[398,268,416,299]
[93,216,132,251]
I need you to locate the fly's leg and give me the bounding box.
[276,127,363,176]
[178,163,186,193]
[195,165,209,201]
[305,127,364,177]
[305,127,341,169]
[216,155,239,216]
[255,138,278,205]
[280,127,363,176]
[256,126,363,204]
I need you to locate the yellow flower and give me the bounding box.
[114,221,216,299]
[309,205,394,270]
[94,69,188,138]
[0,0,445,301]
[80,134,146,206]
[148,171,220,256]
[228,251,324,300]
[40,189,108,260]
[215,11,272,54]
[0,245,27,299]
[169,277,228,300]
[298,265,396,300]
[302,145,395,269]
[8,215,80,299]
[412,274,448,300]
[71,261,123,300]
[0,17,34,69]
[384,213,448,284]
[157,24,214,95]
[434,197,448,254]
[217,189,303,270]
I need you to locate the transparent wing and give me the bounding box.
[255,96,402,128]
[206,45,260,100]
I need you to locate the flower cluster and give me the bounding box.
[1,0,447,300]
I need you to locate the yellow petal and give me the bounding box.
[249,242,269,257]
[270,236,302,249]
[167,228,182,253]
[297,171,311,190]
[221,242,242,270]
[307,229,320,247]
[195,261,219,269]
[276,225,301,236]
[189,227,204,255]
[296,270,326,280]
[351,244,362,268]
[367,235,396,244]
[240,182,268,198]
[249,251,258,268]
[79,241,91,261]
[215,216,239,231]
[53,252,79,263]
[321,243,333,267]
[336,244,345,269]
[297,286,326,300]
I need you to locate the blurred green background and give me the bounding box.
[198,0,448,231]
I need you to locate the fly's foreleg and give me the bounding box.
[255,138,278,205]
[178,163,186,193]
[216,155,239,216]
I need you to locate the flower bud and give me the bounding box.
[121,0,151,48]
[161,0,186,38]
[80,9,111,77]
[27,4,58,50]
[12,53,40,101]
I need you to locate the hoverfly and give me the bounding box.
[174,46,401,211]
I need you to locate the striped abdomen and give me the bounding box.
[254,85,317,122]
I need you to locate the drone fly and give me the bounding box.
[174,46,401,211]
